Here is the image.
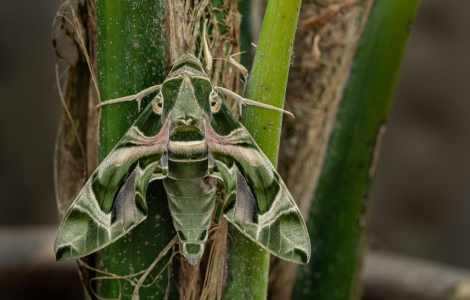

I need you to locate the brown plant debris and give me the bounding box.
[300,0,361,31]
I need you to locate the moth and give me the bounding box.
[54,54,311,266]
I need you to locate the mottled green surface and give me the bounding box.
[97,1,178,299]
[294,1,421,299]
[223,0,303,299]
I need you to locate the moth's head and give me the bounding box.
[156,54,221,137]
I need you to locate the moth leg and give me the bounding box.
[160,149,168,175]
[150,150,169,182]
[210,171,223,181]
[150,172,167,182]
[213,86,294,118]
[207,151,214,173]
[202,19,212,73]
[228,52,250,93]
[96,84,163,112]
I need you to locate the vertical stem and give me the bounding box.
[96,1,178,299]
[294,1,421,299]
[223,1,302,299]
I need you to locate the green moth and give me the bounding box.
[54,54,311,266]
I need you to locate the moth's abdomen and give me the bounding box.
[164,132,217,265]
[163,177,217,265]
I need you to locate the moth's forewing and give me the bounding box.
[54,96,169,261]
[206,100,311,265]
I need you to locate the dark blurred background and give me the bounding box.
[1,0,469,299]
[369,0,470,268]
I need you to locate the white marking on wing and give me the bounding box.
[170,140,205,146]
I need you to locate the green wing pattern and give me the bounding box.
[54,99,169,260]
[206,101,311,264]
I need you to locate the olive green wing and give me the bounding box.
[54,99,169,260]
[206,101,311,264]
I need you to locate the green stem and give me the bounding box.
[97,2,178,299]
[222,1,302,299]
[293,1,421,299]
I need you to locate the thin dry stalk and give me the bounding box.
[199,209,229,300]
[85,0,99,174]
[132,237,179,300]
[74,236,178,300]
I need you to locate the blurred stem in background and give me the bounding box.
[222,0,302,299]
[293,0,421,299]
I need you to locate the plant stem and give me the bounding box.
[293,1,421,299]
[222,1,302,299]
[96,1,178,299]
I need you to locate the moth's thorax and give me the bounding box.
[167,125,208,180]
[166,75,207,133]
[167,129,208,160]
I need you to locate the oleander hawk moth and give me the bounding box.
[54,54,311,265]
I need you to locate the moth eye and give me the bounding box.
[153,94,163,114]
[210,94,221,113]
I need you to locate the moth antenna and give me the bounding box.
[214,86,294,118]
[96,84,162,111]
[202,19,212,73]
[213,52,250,93]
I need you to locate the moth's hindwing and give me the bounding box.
[206,100,311,265]
[54,98,169,260]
